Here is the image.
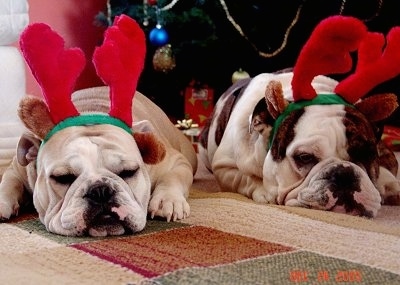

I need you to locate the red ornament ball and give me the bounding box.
[148,0,157,6]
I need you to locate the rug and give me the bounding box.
[1,159,400,284]
[1,190,399,285]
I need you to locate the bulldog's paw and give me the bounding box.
[381,180,400,205]
[148,193,190,222]
[251,187,276,204]
[377,167,400,205]
[0,200,19,220]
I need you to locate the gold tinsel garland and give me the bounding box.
[106,0,385,61]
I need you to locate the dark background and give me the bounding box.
[106,0,400,125]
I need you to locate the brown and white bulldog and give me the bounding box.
[199,72,400,217]
[0,87,197,236]
[199,16,400,217]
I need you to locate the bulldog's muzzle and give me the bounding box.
[278,158,382,217]
[75,180,145,237]
[52,173,149,237]
[83,183,120,229]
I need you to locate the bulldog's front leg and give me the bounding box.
[0,158,29,219]
[212,155,273,203]
[148,150,193,221]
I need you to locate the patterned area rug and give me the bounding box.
[1,188,400,285]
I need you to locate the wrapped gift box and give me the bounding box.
[184,82,214,127]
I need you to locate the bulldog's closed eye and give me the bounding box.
[293,153,318,166]
[117,169,138,180]
[50,173,77,185]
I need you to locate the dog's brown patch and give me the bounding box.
[377,141,398,176]
[199,78,251,149]
[343,107,379,182]
[270,109,304,161]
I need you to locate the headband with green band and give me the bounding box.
[268,93,354,148]
[42,114,133,145]
[20,15,146,150]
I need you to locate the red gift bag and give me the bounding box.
[184,81,214,127]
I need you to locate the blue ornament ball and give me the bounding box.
[149,25,169,46]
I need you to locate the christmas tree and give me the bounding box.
[96,0,400,122]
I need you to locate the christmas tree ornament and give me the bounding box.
[148,0,158,6]
[148,4,169,46]
[231,68,250,83]
[152,44,176,73]
[149,24,169,46]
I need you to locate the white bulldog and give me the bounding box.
[199,72,400,217]
[0,15,197,237]
[0,87,197,236]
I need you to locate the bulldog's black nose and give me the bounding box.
[329,164,359,189]
[84,184,115,205]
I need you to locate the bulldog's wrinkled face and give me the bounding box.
[263,104,383,217]
[34,124,150,237]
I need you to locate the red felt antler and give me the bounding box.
[19,23,85,124]
[291,16,367,101]
[335,27,400,103]
[93,15,146,126]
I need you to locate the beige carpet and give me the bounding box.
[0,156,399,284]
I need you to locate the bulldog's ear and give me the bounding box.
[132,120,166,164]
[248,81,288,135]
[17,132,41,166]
[265,80,289,119]
[249,99,273,135]
[18,96,54,139]
[354,93,399,122]
[133,132,166,164]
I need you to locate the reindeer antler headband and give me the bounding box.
[19,15,146,143]
[291,15,400,103]
[267,15,400,148]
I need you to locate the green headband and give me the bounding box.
[42,114,133,145]
[268,93,354,148]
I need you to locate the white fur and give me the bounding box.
[200,72,338,200]
[200,72,400,217]
[0,88,197,236]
